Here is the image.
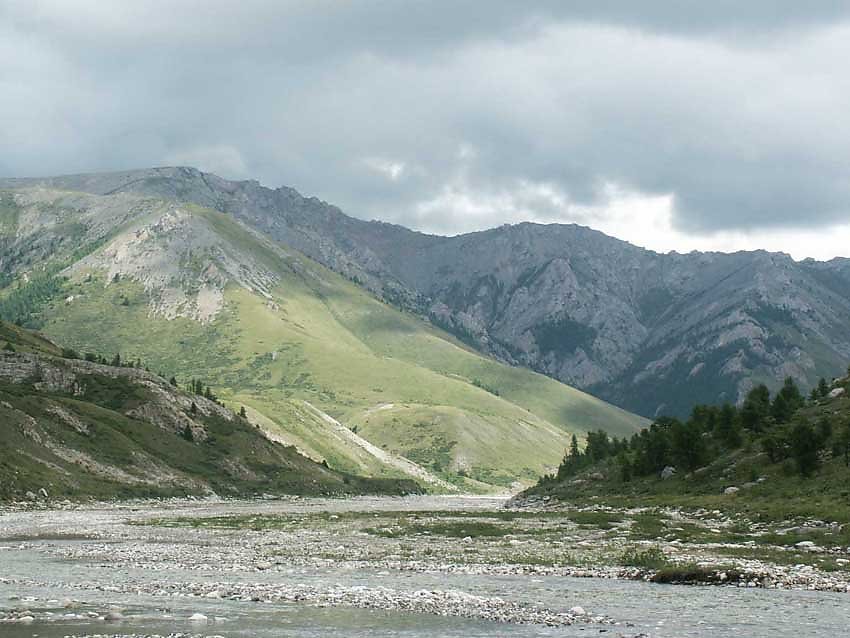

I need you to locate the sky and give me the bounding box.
[3,1,850,260]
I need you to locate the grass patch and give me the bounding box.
[366,519,511,539]
[567,510,623,529]
[650,565,744,585]
[619,546,670,569]
[715,546,850,572]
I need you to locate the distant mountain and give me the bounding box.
[0,320,417,501]
[6,167,847,418]
[0,180,644,492]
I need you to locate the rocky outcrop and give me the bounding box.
[0,352,228,436]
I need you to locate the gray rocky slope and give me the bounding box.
[5,167,850,417]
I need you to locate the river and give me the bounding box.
[0,496,847,637]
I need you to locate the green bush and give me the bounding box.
[619,546,669,569]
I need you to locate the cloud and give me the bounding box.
[360,157,410,182]
[2,2,850,259]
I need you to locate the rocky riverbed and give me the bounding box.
[1,495,849,637]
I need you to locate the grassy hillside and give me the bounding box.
[0,321,417,502]
[0,192,645,491]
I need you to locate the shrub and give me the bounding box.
[619,546,668,569]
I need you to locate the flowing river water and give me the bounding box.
[0,496,848,637]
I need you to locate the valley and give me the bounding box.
[6,6,850,636]
[2,170,849,637]
[0,186,643,492]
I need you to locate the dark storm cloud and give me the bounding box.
[2,1,850,237]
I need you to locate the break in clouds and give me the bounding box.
[3,1,850,258]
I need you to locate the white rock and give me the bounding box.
[189,612,208,622]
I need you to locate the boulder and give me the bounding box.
[660,466,676,480]
[829,387,846,398]
[723,486,739,495]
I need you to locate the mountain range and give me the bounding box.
[0,175,644,492]
[4,167,848,421]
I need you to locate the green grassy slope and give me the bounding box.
[0,321,62,357]
[0,322,417,501]
[5,198,645,491]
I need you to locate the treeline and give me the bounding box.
[184,377,221,405]
[64,348,228,410]
[552,375,850,483]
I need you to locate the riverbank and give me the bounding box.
[1,496,849,636]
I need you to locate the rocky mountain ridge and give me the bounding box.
[4,167,849,417]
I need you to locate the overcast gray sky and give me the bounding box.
[3,1,850,259]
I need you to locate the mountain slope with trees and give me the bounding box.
[0,320,418,502]
[525,371,850,518]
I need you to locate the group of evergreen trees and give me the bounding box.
[185,377,220,403]
[555,375,850,483]
[0,272,64,327]
[77,350,152,370]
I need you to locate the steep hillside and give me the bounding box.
[0,321,417,502]
[0,187,645,491]
[7,168,849,418]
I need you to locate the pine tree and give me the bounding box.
[169,376,178,387]
[556,434,583,479]
[239,406,248,419]
[741,384,771,432]
[771,377,804,424]
[670,418,706,471]
[790,419,820,477]
[715,403,742,448]
[617,452,632,483]
[835,422,850,467]
[569,433,580,459]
